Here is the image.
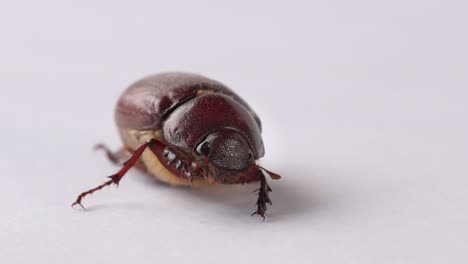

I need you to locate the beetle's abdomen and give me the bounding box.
[163,93,265,159]
[115,72,262,131]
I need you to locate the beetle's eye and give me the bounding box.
[197,142,211,156]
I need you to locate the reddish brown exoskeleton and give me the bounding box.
[72,72,281,219]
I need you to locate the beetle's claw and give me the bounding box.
[251,209,266,220]
[71,200,86,210]
[251,195,269,221]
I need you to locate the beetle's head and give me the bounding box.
[195,128,254,172]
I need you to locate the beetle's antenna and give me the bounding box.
[257,165,281,180]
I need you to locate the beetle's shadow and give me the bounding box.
[179,166,334,221]
[81,165,336,221]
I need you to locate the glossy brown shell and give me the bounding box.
[115,72,265,158]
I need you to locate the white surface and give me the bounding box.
[1,1,467,263]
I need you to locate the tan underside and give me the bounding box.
[118,128,216,187]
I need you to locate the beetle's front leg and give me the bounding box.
[251,170,273,220]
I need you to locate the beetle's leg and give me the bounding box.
[251,170,273,220]
[94,143,131,165]
[72,139,164,209]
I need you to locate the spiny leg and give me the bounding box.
[251,171,272,220]
[94,143,131,165]
[148,144,206,182]
[72,140,156,209]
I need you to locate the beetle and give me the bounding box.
[72,72,281,218]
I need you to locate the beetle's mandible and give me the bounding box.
[72,72,281,219]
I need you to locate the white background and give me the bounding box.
[1,1,467,263]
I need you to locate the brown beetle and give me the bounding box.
[72,72,281,218]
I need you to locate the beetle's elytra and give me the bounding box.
[72,72,281,219]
